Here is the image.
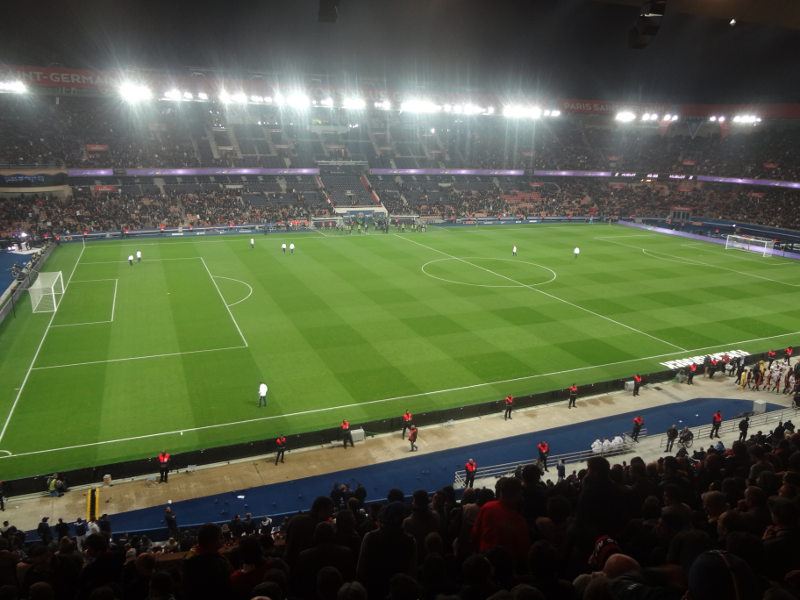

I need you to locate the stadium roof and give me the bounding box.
[3,0,799,103]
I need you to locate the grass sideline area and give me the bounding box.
[0,223,798,479]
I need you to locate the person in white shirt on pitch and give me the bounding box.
[258,381,268,408]
[574,247,580,259]
[512,245,517,256]
[281,243,287,254]
[250,238,255,248]
[136,250,142,263]
[289,242,295,254]
[128,254,134,266]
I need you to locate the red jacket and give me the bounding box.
[537,442,549,455]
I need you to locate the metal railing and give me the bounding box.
[453,429,647,488]
[656,405,798,450]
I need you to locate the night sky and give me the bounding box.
[3,0,799,103]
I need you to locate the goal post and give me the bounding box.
[724,234,774,257]
[28,271,65,314]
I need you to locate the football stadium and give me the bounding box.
[1,1,799,598]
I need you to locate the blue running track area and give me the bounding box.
[63,397,783,538]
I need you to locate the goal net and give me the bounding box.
[28,271,65,313]
[725,234,774,257]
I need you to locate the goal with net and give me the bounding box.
[724,234,774,257]
[28,271,65,313]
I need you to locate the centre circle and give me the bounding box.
[421,257,557,288]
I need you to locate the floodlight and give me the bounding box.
[342,97,366,110]
[183,92,194,100]
[219,90,232,104]
[615,111,636,122]
[250,95,264,103]
[286,93,310,109]
[374,100,392,110]
[119,81,153,103]
[274,93,285,106]
[0,80,28,94]
[197,92,209,101]
[718,116,726,122]
[319,97,334,108]
[550,110,560,117]
[461,104,484,115]
[163,89,182,101]
[400,99,441,113]
[443,104,453,113]
[231,92,248,104]
[671,114,679,121]
[503,105,542,119]
[485,106,495,115]
[709,116,717,121]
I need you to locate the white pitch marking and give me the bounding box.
[601,237,800,287]
[213,276,254,307]
[201,257,249,348]
[396,234,687,352]
[4,328,799,460]
[51,320,113,328]
[110,278,118,322]
[30,345,247,371]
[81,257,201,264]
[421,257,557,288]
[0,244,86,443]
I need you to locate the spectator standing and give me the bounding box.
[341,419,354,449]
[631,415,644,442]
[464,459,477,488]
[687,363,696,384]
[504,394,514,420]
[739,416,749,442]
[275,434,287,464]
[537,440,550,471]
[665,425,678,452]
[54,518,69,541]
[568,384,578,408]
[408,425,418,452]
[711,410,723,439]
[36,518,52,546]
[158,450,170,483]
[401,410,413,439]
[164,506,179,539]
[182,523,232,600]
[633,374,643,396]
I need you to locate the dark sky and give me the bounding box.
[2,0,799,103]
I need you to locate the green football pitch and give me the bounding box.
[0,224,798,479]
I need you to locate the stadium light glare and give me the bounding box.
[615,111,636,122]
[503,105,542,119]
[320,97,334,108]
[343,97,366,110]
[550,109,560,117]
[163,89,182,101]
[250,95,264,104]
[286,93,310,109]
[274,93,286,107]
[231,92,248,104]
[461,103,484,116]
[485,106,495,115]
[671,114,679,121]
[374,100,392,110]
[0,80,28,94]
[219,90,232,104]
[183,91,194,100]
[400,99,441,113]
[709,115,717,121]
[718,116,726,123]
[197,92,209,101]
[119,81,153,103]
